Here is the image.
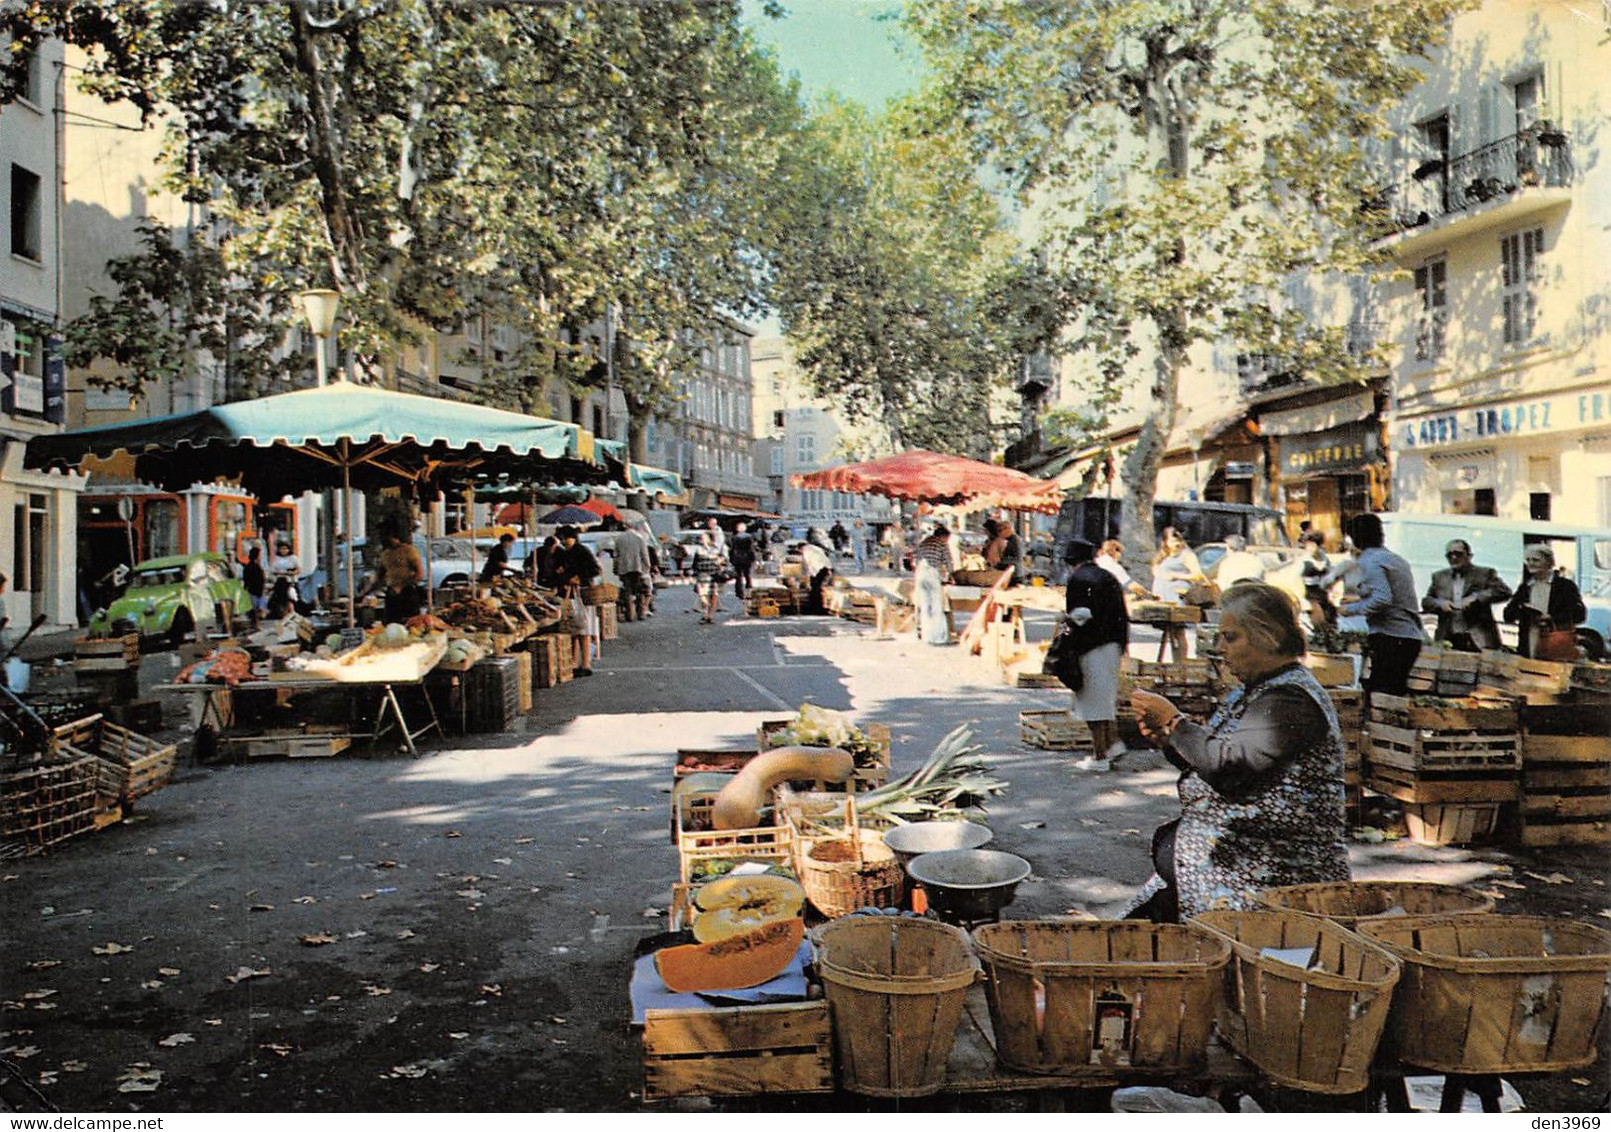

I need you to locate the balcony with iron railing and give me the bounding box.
[1365,125,1574,256]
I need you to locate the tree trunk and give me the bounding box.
[287,1,366,292]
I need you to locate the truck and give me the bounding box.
[1377,512,1611,659]
[1051,497,1289,582]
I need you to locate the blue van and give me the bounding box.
[1377,512,1611,659]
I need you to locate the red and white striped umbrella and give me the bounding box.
[792,449,1063,514]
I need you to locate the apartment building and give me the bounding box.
[1,36,82,629]
[1379,0,1609,527]
[750,335,893,532]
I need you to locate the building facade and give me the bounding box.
[1379,1,1609,528]
[2,37,82,629]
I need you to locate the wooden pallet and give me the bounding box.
[73,634,140,673]
[1019,710,1094,752]
[1366,722,1521,774]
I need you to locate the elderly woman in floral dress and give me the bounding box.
[1124,583,1350,922]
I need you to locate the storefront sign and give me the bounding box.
[1280,421,1380,476]
[1399,386,1611,449]
[44,340,65,423]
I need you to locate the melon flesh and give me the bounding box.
[692,875,805,943]
[654,917,805,993]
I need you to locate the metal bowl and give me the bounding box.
[882,821,994,869]
[905,849,1032,923]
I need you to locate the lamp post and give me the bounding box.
[1188,427,1206,501]
[297,288,345,619]
[297,288,342,387]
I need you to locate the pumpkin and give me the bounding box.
[711,745,853,830]
[691,874,805,943]
[654,917,805,993]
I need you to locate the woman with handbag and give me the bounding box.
[555,526,600,675]
[1504,544,1585,660]
[1058,539,1130,767]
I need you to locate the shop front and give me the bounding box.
[1270,416,1387,547]
[1394,384,1611,526]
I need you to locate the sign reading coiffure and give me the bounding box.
[1280,420,1381,476]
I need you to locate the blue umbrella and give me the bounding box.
[540,505,603,527]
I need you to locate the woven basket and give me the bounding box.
[1359,914,1611,1074]
[1257,882,1496,929]
[1190,909,1400,1094]
[797,827,903,918]
[971,920,1230,1075]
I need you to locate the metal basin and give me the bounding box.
[906,849,1031,924]
[882,821,994,869]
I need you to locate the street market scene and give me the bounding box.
[1,0,1608,1119]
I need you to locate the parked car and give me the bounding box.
[89,552,251,645]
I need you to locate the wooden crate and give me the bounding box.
[53,716,178,803]
[641,1000,832,1101]
[599,603,618,641]
[1402,802,1502,846]
[1122,657,1216,687]
[221,728,351,760]
[1478,650,1575,703]
[1520,730,1611,846]
[678,824,794,886]
[1365,721,1521,774]
[582,582,619,606]
[1019,710,1093,752]
[1366,763,1520,804]
[673,748,759,778]
[1304,652,1358,688]
[514,650,533,714]
[1570,661,1611,698]
[73,634,140,673]
[757,720,891,792]
[1368,692,1517,732]
[528,634,562,689]
[0,756,98,857]
[1408,645,1482,696]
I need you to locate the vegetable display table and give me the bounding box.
[158,675,441,757]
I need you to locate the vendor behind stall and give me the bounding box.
[374,529,425,622]
[480,533,516,583]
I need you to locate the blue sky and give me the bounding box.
[741,0,926,109]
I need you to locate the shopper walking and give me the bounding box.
[913,523,959,645]
[1337,513,1425,696]
[729,521,757,600]
[1060,539,1130,767]
[689,531,727,624]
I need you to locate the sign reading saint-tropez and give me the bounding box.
[1399,387,1611,449]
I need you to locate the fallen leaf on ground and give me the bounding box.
[116,1064,162,1093]
[641,908,662,919]
[21,991,56,1001]
[396,929,415,939]
[447,1032,468,1039]
[262,1043,292,1057]
[60,1060,86,1072]
[1019,821,1045,830]
[419,962,440,973]
[391,1063,429,1078]
[1599,909,1611,920]
[225,967,270,984]
[364,985,392,997]
[492,858,512,865]
[293,896,317,905]
[158,967,181,976]
[249,903,275,912]
[25,960,59,970]
[300,933,338,946]
[157,1033,194,1047]
[549,1016,565,1024]
[457,889,485,900]
[1493,879,1526,890]
[513,837,533,845]
[375,860,398,869]
[36,1072,57,1086]
[203,1019,222,1026]
[481,984,502,997]
[139,980,164,990]
[358,892,376,900]
[1525,871,1573,885]
[1,1046,40,1059]
[445,831,462,839]
[92,943,133,955]
[1572,1078,1592,1086]
[1121,828,1142,836]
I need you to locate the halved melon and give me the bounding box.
[654,917,805,993]
[692,874,806,943]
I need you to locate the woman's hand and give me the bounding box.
[1131,689,1183,743]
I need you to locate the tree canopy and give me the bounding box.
[907,0,1471,565]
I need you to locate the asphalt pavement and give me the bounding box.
[2,571,1606,1113]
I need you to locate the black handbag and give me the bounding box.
[1042,617,1085,692]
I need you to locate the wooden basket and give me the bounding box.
[970,920,1229,1076]
[582,582,619,606]
[814,916,980,1097]
[1189,908,1400,1094]
[1256,882,1495,929]
[1402,802,1502,846]
[0,756,99,857]
[1359,914,1611,1074]
[796,813,903,918]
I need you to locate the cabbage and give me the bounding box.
[380,623,410,649]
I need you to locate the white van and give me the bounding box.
[1377,513,1611,659]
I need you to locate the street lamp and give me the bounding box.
[297,288,342,387]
